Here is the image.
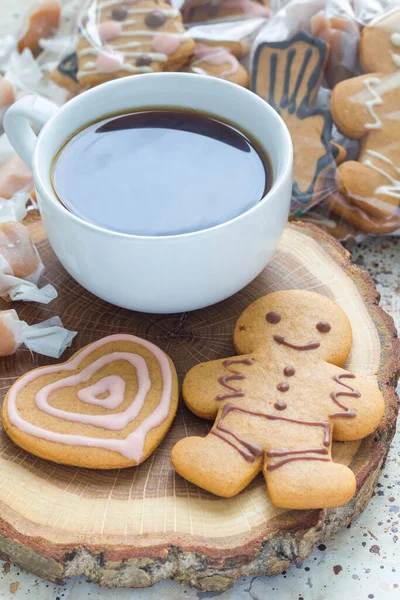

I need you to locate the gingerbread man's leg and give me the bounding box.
[263,421,356,509]
[171,431,262,497]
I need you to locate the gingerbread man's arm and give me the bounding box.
[182,354,255,419]
[327,368,385,442]
[331,73,384,139]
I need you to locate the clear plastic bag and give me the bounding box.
[250,0,400,238]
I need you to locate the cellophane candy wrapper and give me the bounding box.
[0,221,57,304]
[250,0,400,241]
[0,309,77,359]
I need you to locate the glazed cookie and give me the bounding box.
[3,334,179,469]
[331,72,400,233]
[359,8,400,74]
[251,31,338,216]
[180,0,270,25]
[183,43,249,86]
[172,290,385,509]
[70,0,195,88]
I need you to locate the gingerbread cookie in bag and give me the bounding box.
[172,290,385,509]
[179,0,270,26]
[56,0,195,89]
[330,13,400,234]
[251,31,338,215]
[183,42,249,86]
[359,8,400,74]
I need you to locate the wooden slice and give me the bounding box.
[0,216,398,591]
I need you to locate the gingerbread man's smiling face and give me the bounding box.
[234,290,353,366]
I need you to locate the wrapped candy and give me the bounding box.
[17,1,61,56]
[0,154,33,223]
[0,309,77,358]
[0,221,57,303]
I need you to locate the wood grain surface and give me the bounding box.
[0,215,398,591]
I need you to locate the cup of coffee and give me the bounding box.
[5,73,293,313]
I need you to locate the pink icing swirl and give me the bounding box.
[98,20,123,42]
[192,44,239,78]
[151,33,181,56]
[7,334,174,463]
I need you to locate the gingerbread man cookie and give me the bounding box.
[331,71,400,234]
[251,31,338,216]
[183,43,249,86]
[3,334,178,469]
[172,291,385,509]
[52,0,195,90]
[328,9,400,234]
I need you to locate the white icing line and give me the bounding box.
[79,48,167,61]
[79,62,153,75]
[364,149,400,200]
[363,77,383,129]
[391,33,400,46]
[391,52,400,67]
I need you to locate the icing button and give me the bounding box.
[112,5,129,20]
[277,382,289,392]
[274,401,287,410]
[284,366,295,377]
[136,54,152,67]
[145,10,167,28]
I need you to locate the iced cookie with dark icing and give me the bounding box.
[3,334,179,469]
[172,290,384,509]
[328,9,400,234]
[251,31,338,216]
[67,0,195,88]
[183,42,249,86]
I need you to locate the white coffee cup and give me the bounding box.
[5,73,293,313]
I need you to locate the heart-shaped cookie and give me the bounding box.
[2,334,179,469]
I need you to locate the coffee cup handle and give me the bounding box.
[4,95,59,168]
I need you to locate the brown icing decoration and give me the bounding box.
[136,55,153,67]
[274,401,287,411]
[145,11,167,28]
[277,382,289,392]
[283,366,295,377]
[330,373,359,418]
[317,321,331,333]
[267,456,330,471]
[112,5,129,20]
[216,358,253,401]
[266,311,281,324]
[273,335,320,351]
[213,403,331,467]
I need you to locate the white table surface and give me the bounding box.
[0,2,399,598]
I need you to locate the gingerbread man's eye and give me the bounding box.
[266,311,281,324]
[316,321,331,333]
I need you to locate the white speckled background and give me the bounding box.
[0,2,399,598]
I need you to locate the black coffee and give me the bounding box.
[52,109,271,236]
